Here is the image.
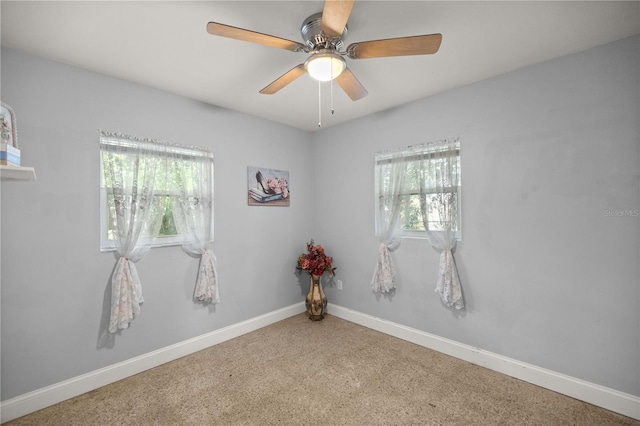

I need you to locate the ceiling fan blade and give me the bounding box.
[207,22,305,52]
[335,68,368,101]
[347,34,442,59]
[259,64,307,94]
[321,0,355,37]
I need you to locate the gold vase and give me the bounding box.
[305,274,327,321]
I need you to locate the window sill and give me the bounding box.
[400,230,462,242]
[100,236,185,252]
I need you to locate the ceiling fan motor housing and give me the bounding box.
[301,12,347,51]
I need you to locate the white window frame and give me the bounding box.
[374,144,461,241]
[99,134,213,252]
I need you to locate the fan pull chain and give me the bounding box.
[318,80,322,128]
[330,68,335,115]
[331,79,335,115]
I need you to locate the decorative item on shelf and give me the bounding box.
[0,142,20,166]
[1,102,20,166]
[296,239,336,321]
[0,101,35,181]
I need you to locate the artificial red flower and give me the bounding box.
[296,239,337,277]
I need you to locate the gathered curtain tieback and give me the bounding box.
[434,248,464,310]
[194,248,220,304]
[109,256,144,333]
[371,242,397,294]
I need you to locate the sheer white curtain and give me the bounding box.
[169,146,219,304]
[101,131,166,332]
[416,139,464,309]
[372,150,408,293]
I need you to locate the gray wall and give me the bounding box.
[1,34,638,403]
[0,48,315,400]
[315,35,639,396]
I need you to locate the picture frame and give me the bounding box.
[247,166,290,206]
[1,102,18,148]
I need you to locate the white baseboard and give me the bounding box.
[3,302,638,422]
[327,304,640,421]
[0,302,307,423]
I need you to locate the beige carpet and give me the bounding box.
[4,313,639,425]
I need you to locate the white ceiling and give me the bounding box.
[1,1,639,132]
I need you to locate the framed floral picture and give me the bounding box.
[1,102,18,148]
[247,166,290,206]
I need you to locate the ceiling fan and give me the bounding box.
[206,0,442,101]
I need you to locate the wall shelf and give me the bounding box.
[0,165,37,181]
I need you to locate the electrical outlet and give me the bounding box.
[337,279,343,290]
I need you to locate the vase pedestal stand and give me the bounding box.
[305,274,327,321]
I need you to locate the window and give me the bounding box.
[100,132,214,251]
[374,139,461,239]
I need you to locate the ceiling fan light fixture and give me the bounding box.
[305,51,346,82]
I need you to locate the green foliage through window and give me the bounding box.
[99,133,214,250]
[375,141,461,237]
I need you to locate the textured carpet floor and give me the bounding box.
[4,313,639,425]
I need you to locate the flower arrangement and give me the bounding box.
[296,239,336,277]
[266,176,289,198]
